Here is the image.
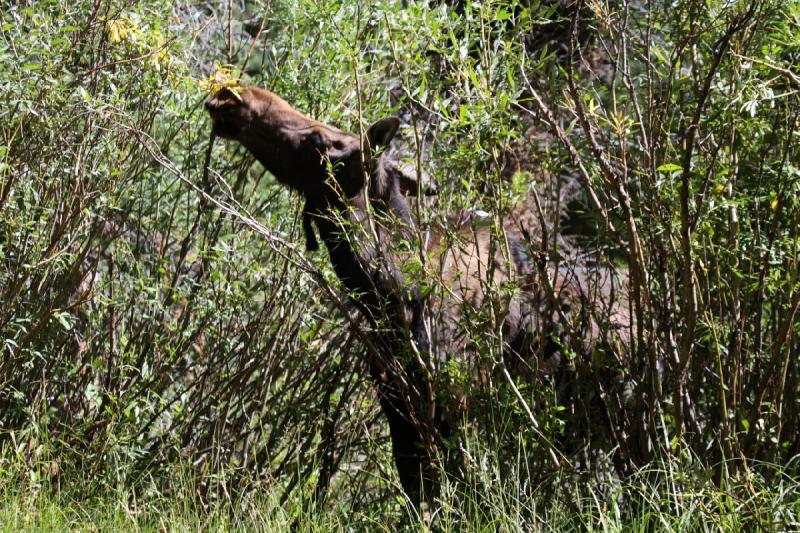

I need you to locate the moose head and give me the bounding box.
[206,85,423,203]
[206,85,433,254]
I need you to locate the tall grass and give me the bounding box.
[2,444,799,531]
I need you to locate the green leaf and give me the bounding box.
[657,163,682,172]
[495,8,511,21]
[54,312,72,331]
[459,104,469,123]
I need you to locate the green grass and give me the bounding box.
[2,455,799,532]
[0,482,335,532]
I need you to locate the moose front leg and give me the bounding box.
[302,200,320,251]
[368,360,442,510]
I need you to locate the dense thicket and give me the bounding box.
[1,0,798,527]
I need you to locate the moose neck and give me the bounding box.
[313,173,415,319]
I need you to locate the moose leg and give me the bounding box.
[369,362,438,508]
[302,201,320,251]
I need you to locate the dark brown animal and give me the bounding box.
[205,85,630,507]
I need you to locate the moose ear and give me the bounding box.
[366,117,400,155]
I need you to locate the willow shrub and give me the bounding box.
[1,0,799,524]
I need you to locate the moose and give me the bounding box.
[205,84,630,507]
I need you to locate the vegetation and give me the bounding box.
[1,0,799,529]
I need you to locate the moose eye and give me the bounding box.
[306,132,326,152]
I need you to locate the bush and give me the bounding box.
[1,0,798,525]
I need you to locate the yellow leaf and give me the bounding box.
[200,65,243,100]
[107,16,135,45]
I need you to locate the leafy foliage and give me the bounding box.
[1,0,798,527]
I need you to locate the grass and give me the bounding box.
[2,453,799,532]
[0,479,332,532]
